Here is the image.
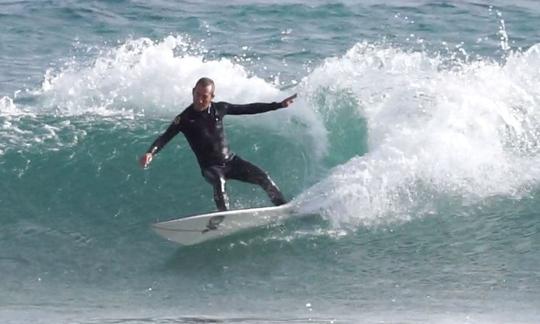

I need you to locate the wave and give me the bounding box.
[296,42,540,227]
[4,36,540,230]
[35,35,282,116]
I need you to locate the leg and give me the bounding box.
[227,156,287,206]
[202,166,229,211]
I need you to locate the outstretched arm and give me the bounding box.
[139,117,182,168]
[225,93,297,115]
[280,93,297,108]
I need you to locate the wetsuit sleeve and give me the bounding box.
[222,101,283,115]
[146,115,183,155]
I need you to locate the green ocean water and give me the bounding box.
[1,1,540,323]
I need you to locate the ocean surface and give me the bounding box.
[1,1,540,323]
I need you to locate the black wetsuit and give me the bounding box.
[146,101,287,211]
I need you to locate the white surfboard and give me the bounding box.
[151,203,299,246]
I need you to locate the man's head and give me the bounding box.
[192,77,215,111]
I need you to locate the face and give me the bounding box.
[192,84,214,111]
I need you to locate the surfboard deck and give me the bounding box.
[151,203,298,246]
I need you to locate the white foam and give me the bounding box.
[0,96,17,113]
[0,96,32,116]
[37,35,284,116]
[296,42,540,227]
[0,96,36,155]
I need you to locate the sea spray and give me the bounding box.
[296,42,540,227]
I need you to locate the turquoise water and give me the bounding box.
[1,1,540,323]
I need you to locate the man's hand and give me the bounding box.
[139,153,153,169]
[281,93,297,108]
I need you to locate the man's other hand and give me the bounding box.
[139,153,153,169]
[281,93,297,108]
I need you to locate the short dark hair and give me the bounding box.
[194,77,215,93]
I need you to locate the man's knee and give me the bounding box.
[202,167,223,184]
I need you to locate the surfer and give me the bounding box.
[139,77,296,211]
